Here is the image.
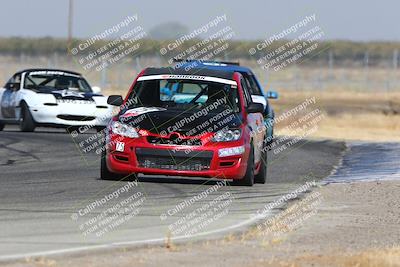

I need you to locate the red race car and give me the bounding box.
[101,67,267,186]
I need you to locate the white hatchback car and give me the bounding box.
[0,69,113,132]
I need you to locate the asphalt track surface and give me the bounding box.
[0,126,345,260]
[324,142,400,183]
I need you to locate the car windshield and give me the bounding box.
[126,79,241,113]
[24,72,92,93]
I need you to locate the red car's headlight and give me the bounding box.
[110,121,139,138]
[212,129,241,142]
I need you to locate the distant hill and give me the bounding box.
[149,22,189,40]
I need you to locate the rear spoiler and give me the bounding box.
[172,58,240,66]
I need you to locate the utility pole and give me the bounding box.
[328,49,333,79]
[364,51,369,90]
[68,0,73,46]
[393,49,398,87]
[393,49,398,69]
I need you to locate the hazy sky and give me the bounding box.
[0,0,398,41]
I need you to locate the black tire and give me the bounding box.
[19,102,36,132]
[233,145,254,186]
[255,147,268,184]
[100,146,133,181]
[0,121,5,131]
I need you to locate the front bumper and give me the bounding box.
[106,135,250,180]
[29,104,113,127]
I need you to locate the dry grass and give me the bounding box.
[254,247,400,267]
[309,113,400,141]
[274,90,400,142]
[273,90,400,115]
[277,113,400,142]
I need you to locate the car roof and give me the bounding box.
[174,61,254,75]
[142,67,237,80]
[16,68,82,76]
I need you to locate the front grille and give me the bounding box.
[136,148,212,171]
[147,136,202,146]
[57,115,96,121]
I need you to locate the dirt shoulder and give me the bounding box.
[5,180,400,267]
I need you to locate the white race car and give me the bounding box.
[0,69,113,132]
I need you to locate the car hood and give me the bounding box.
[118,107,242,135]
[38,89,102,101]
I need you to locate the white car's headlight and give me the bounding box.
[212,129,241,142]
[218,145,245,157]
[111,121,139,138]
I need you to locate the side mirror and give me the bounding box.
[92,86,101,94]
[107,95,123,106]
[6,82,20,91]
[266,91,278,99]
[247,102,264,114]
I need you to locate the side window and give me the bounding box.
[9,74,21,84]
[24,77,34,88]
[5,73,21,89]
[181,83,202,94]
[240,78,251,107]
[243,74,262,95]
[244,76,254,94]
[14,74,21,84]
